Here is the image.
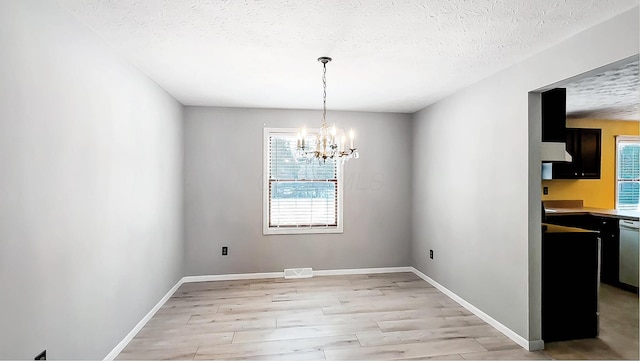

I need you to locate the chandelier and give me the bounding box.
[296,57,359,163]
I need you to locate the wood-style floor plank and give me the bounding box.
[125,331,233,348]
[276,308,467,329]
[215,350,327,361]
[377,315,487,332]
[323,339,488,360]
[460,348,550,360]
[217,298,341,314]
[356,324,503,347]
[273,289,383,302]
[188,308,324,324]
[232,321,381,343]
[396,355,465,360]
[194,334,360,359]
[474,335,523,351]
[115,345,199,360]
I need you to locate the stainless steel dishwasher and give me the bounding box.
[619,219,639,287]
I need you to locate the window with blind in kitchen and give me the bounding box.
[616,136,640,210]
[263,128,343,234]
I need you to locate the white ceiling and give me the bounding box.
[57,0,638,113]
[565,61,639,121]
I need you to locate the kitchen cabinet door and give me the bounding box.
[552,128,601,179]
[542,88,567,142]
[552,130,579,179]
[547,215,621,287]
[594,217,620,285]
[579,129,601,179]
[542,230,599,342]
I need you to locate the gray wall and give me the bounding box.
[411,7,639,343]
[184,107,412,276]
[0,1,184,359]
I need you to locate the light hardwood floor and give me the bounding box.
[542,283,639,360]
[117,273,548,360]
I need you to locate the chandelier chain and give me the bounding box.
[322,61,327,127]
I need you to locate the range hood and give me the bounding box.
[541,142,572,162]
[540,88,572,162]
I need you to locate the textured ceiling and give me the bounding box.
[57,0,638,113]
[565,61,639,121]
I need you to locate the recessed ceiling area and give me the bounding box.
[57,0,638,113]
[565,60,639,121]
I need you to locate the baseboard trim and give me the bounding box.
[314,267,413,276]
[182,272,284,283]
[180,267,413,282]
[103,277,185,360]
[410,267,543,351]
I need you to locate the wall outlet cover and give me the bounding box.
[34,350,46,360]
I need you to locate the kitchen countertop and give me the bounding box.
[545,207,640,221]
[543,223,599,233]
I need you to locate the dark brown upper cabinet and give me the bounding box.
[552,128,602,179]
[541,88,567,142]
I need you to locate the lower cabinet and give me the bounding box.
[542,228,599,342]
[596,217,620,285]
[545,214,620,286]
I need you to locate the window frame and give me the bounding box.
[263,128,344,235]
[615,135,640,210]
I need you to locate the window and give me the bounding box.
[616,136,640,210]
[263,128,343,234]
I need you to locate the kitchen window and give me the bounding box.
[263,128,343,234]
[615,136,640,210]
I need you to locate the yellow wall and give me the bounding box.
[542,119,639,209]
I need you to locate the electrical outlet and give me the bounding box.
[429,250,434,259]
[543,186,549,195]
[34,350,46,360]
[222,246,228,256]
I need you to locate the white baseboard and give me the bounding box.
[314,267,413,276]
[180,267,413,282]
[410,267,543,351]
[103,277,185,360]
[181,272,283,283]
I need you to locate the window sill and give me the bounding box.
[263,226,343,235]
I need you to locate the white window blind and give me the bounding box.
[263,129,343,234]
[616,136,640,210]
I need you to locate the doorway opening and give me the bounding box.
[530,54,639,360]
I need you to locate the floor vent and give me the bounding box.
[284,268,313,279]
